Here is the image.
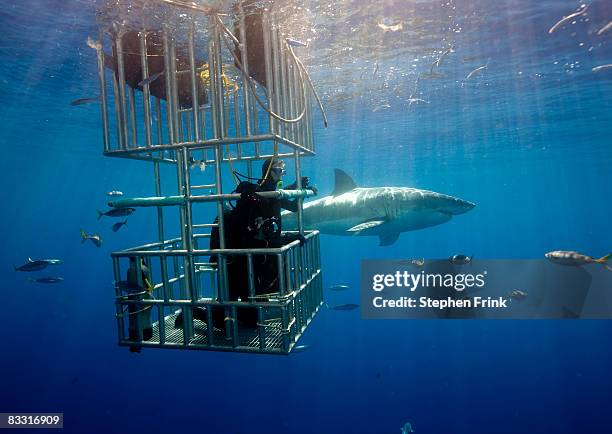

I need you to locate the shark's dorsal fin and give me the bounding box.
[332,169,358,196]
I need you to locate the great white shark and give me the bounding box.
[282,169,475,246]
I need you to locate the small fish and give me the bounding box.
[407,98,429,106]
[86,36,102,50]
[137,71,164,88]
[292,344,310,353]
[395,258,425,267]
[466,65,487,80]
[548,5,588,35]
[545,251,611,270]
[401,422,415,433]
[112,219,128,233]
[28,277,64,284]
[71,97,100,106]
[97,207,135,219]
[329,303,359,311]
[430,46,455,74]
[598,21,612,36]
[510,290,528,300]
[450,254,473,265]
[190,158,206,172]
[592,64,612,73]
[372,104,391,112]
[285,38,308,47]
[81,229,102,247]
[14,259,49,272]
[377,21,403,33]
[107,190,123,197]
[329,284,350,291]
[32,258,63,265]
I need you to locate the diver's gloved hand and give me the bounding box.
[284,233,306,246]
[295,233,306,246]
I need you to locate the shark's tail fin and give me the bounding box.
[97,210,103,220]
[595,253,612,271]
[80,229,87,243]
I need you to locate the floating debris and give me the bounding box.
[138,71,164,87]
[329,284,350,291]
[597,21,612,36]
[112,219,128,233]
[28,277,64,284]
[592,64,612,73]
[466,65,487,80]
[81,229,102,247]
[107,190,123,197]
[548,5,588,35]
[545,251,611,270]
[71,97,100,106]
[97,207,135,219]
[510,290,528,300]
[450,254,473,265]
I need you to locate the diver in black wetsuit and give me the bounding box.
[174,158,316,330]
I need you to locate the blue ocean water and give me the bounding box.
[1,0,611,433]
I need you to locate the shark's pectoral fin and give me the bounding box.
[379,232,400,246]
[347,220,385,234]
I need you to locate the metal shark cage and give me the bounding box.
[93,1,323,354]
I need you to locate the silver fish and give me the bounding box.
[31,258,63,265]
[285,38,308,47]
[407,98,429,106]
[548,5,588,35]
[450,254,473,265]
[430,46,455,74]
[112,219,128,233]
[107,191,123,197]
[545,251,611,270]
[81,229,102,247]
[510,290,528,300]
[377,21,403,33]
[28,277,64,284]
[138,71,164,87]
[328,303,359,311]
[329,284,350,291]
[14,259,49,272]
[592,64,612,73]
[597,21,612,36]
[466,65,487,80]
[292,344,310,353]
[71,97,100,106]
[372,104,391,112]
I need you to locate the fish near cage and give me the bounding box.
[92,0,324,354]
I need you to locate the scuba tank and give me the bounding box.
[126,258,153,352]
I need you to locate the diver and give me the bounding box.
[126,257,154,353]
[174,158,316,331]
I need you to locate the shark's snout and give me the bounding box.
[441,197,476,215]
